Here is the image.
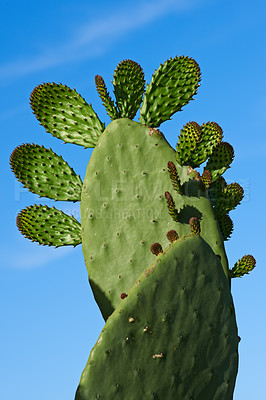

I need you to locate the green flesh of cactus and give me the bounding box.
[75,235,238,400]
[81,118,228,320]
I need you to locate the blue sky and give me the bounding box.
[1,0,266,399]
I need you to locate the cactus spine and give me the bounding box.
[10,55,256,399]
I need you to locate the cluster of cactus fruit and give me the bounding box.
[10,56,256,399]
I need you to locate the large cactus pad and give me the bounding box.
[81,118,228,320]
[75,235,238,400]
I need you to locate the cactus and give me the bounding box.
[75,235,238,400]
[10,55,255,399]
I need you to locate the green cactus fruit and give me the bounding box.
[30,83,105,147]
[205,142,234,182]
[139,56,201,127]
[217,214,234,241]
[10,144,82,201]
[81,118,228,320]
[112,59,145,119]
[95,75,119,120]
[75,235,238,400]
[230,255,256,278]
[17,205,81,247]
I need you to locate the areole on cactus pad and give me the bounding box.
[10,55,256,399]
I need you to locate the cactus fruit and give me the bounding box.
[166,229,179,243]
[189,216,201,235]
[10,55,256,399]
[150,242,163,256]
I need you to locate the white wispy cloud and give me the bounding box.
[0,0,197,80]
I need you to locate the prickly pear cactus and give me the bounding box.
[76,234,238,400]
[10,56,256,399]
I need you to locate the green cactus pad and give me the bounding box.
[75,235,238,400]
[17,205,81,247]
[30,83,105,148]
[95,75,119,120]
[209,176,227,207]
[10,144,82,201]
[205,142,234,182]
[214,183,244,216]
[81,118,228,320]
[176,121,201,166]
[217,214,234,241]
[230,255,256,278]
[139,56,201,127]
[190,122,223,168]
[112,59,145,119]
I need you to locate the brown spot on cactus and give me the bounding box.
[150,243,163,256]
[152,352,164,359]
[149,127,164,138]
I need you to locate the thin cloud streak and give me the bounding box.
[0,0,197,80]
